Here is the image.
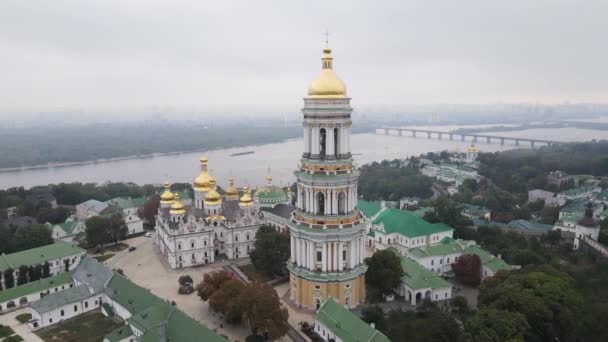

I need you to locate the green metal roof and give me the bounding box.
[0,271,73,303]
[104,325,132,342]
[400,256,450,290]
[0,241,84,272]
[105,274,226,342]
[357,200,383,219]
[372,208,454,238]
[315,297,390,342]
[408,237,463,258]
[255,186,287,201]
[106,196,148,210]
[463,245,512,272]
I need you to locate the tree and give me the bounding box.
[208,278,244,323]
[478,265,583,342]
[239,281,289,339]
[384,309,462,342]
[424,196,472,237]
[196,270,234,301]
[450,295,469,314]
[361,306,387,332]
[451,254,481,286]
[17,265,29,285]
[3,268,14,289]
[13,224,53,251]
[36,207,70,225]
[463,308,529,342]
[85,216,110,251]
[42,261,51,278]
[0,221,14,254]
[250,226,290,276]
[108,213,127,244]
[29,265,42,282]
[141,195,160,227]
[365,250,404,297]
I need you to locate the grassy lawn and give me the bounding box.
[4,335,24,342]
[239,263,272,282]
[36,311,123,342]
[0,325,15,338]
[93,253,115,262]
[15,313,32,324]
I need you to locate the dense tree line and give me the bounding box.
[250,225,290,276]
[0,123,306,168]
[358,159,434,201]
[477,141,608,194]
[0,222,53,254]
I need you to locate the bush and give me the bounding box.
[4,335,24,342]
[15,313,31,323]
[0,326,15,338]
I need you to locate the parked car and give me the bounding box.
[128,246,137,252]
[144,232,152,237]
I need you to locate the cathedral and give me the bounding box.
[154,156,289,269]
[287,44,367,310]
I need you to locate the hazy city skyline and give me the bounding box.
[1,0,607,115]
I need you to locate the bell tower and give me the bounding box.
[288,43,367,310]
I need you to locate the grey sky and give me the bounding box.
[1,0,607,113]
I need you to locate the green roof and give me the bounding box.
[0,271,73,303]
[409,237,463,258]
[0,241,84,272]
[410,207,432,218]
[315,297,390,342]
[106,197,147,210]
[105,274,226,342]
[255,186,287,202]
[372,208,454,238]
[463,245,512,272]
[357,200,383,219]
[54,220,80,235]
[401,256,450,290]
[104,325,132,342]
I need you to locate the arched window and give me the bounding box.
[334,127,339,157]
[319,128,327,158]
[338,192,346,214]
[317,192,325,215]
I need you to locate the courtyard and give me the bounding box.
[35,311,123,342]
[102,233,254,341]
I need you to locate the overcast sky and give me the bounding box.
[1,0,607,114]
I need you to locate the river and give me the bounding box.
[0,133,518,190]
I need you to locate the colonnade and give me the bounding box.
[290,235,365,272]
[297,185,357,215]
[303,124,351,158]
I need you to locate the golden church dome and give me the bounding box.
[225,177,239,200]
[307,47,347,98]
[467,143,479,153]
[160,181,175,204]
[204,188,222,206]
[170,193,185,215]
[239,186,254,207]
[194,155,213,192]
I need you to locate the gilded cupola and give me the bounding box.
[239,186,254,207]
[225,177,239,201]
[170,192,185,215]
[160,181,175,205]
[307,45,347,98]
[194,155,213,192]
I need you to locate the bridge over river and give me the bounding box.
[377,127,559,147]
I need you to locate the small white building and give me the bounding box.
[105,197,146,236]
[397,254,452,305]
[47,217,86,242]
[260,204,294,233]
[573,204,601,250]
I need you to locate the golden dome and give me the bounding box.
[239,186,254,207]
[194,155,213,192]
[210,178,216,188]
[266,175,272,183]
[307,47,347,98]
[204,188,222,206]
[160,182,175,204]
[225,177,239,200]
[170,193,185,215]
[467,143,479,153]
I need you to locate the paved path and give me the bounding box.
[0,308,44,342]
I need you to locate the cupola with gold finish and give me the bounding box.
[170,192,185,216]
[160,181,175,208]
[225,177,239,201]
[194,155,213,192]
[239,186,254,208]
[307,44,347,99]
